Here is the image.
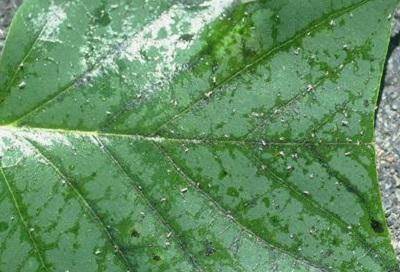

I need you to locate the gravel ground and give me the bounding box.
[1,0,400,263]
[0,0,20,52]
[376,7,400,261]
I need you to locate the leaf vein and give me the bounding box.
[147,0,372,137]
[0,167,49,271]
[154,142,326,271]
[95,136,204,272]
[246,145,389,269]
[23,137,135,272]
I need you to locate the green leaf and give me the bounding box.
[0,0,398,271]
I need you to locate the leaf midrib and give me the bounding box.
[0,126,372,145]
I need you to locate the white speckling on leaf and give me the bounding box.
[76,0,234,101]
[0,129,35,168]
[19,129,72,148]
[119,0,234,96]
[33,4,68,43]
[122,0,234,63]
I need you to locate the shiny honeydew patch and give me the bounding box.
[0,0,398,271]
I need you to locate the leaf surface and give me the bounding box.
[0,0,398,271]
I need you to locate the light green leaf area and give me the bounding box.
[0,0,398,271]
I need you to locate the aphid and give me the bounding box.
[261,140,267,146]
[205,91,213,98]
[18,81,26,89]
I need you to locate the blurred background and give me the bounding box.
[1,0,399,261]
